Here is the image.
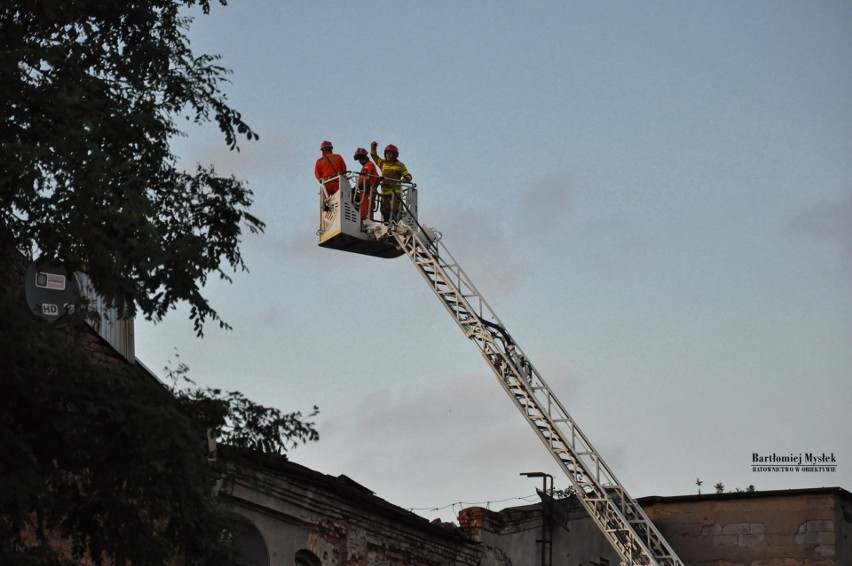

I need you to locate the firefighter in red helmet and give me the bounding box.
[314,140,347,196]
[370,141,412,222]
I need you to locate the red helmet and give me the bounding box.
[320,140,333,151]
[354,147,368,160]
[384,144,399,157]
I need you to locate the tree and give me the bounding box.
[1,0,263,336]
[166,355,320,459]
[0,277,226,565]
[0,2,318,564]
[0,243,320,565]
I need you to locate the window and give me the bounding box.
[230,523,269,566]
[295,549,321,566]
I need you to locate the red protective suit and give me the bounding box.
[357,159,380,221]
[314,151,347,195]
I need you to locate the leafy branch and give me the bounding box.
[165,355,319,457]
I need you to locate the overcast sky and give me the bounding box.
[135,0,851,523]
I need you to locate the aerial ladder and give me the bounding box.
[317,173,685,566]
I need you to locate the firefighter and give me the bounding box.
[370,141,412,222]
[353,147,380,226]
[314,140,347,196]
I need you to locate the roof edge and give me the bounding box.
[638,486,852,506]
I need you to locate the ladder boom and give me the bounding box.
[388,223,684,566]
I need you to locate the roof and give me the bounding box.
[232,452,473,544]
[638,486,852,506]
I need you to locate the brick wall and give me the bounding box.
[640,489,850,566]
[457,488,851,566]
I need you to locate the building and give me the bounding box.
[223,455,491,565]
[458,487,852,566]
[642,488,852,566]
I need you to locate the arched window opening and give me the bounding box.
[295,548,321,566]
[230,522,269,566]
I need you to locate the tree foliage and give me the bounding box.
[695,479,757,495]
[0,281,235,565]
[1,0,264,335]
[167,356,320,459]
[0,2,321,564]
[0,243,320,565]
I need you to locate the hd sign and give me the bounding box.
[24,262,80,322]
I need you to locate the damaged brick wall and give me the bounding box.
[642,489,850,566]
[227,462,483,566]
[457,489,851,566]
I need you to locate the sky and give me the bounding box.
[135,1,852,524]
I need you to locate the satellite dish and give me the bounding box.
[24,262,81,323]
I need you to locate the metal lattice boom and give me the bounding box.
[388,223,684,566]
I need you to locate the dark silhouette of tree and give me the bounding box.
[1,2,318,565]
[1,0,263,336]
[167,355,320,458]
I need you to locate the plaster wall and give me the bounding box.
[227,469,481,566]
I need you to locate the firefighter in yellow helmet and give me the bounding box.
[370,141,412,222]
